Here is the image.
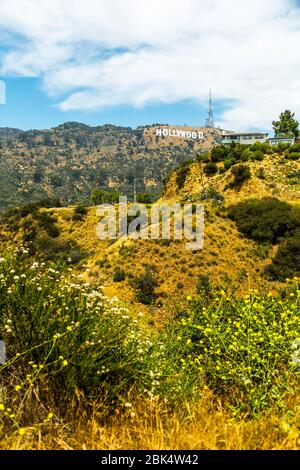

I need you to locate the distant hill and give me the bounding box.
[0,127,22,144]
[0,122,222,211]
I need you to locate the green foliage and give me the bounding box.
[230,164,251,188]
[91,189,120,205]
[289,144,300,153]
[34,211,60,238]
[256,168,266,179]
[204,162,218,176]
[176,161,192,189]
[0,252,164,422]
[0,249,299,435]
[286,152,300,161]
[169,283,300,416]
[132,267,158,305]
[251,150,264,161]
[272,110,299,138]
[266,230,300,280]
[196,152,210,163]
[210,145,228,162]
[249,141,273,154]
[223,156,236,170]
[199,186,224,204]
[287,170,300,179]
[136,193,155,204]
[113,267,126,282]
[196,274,213,298]
[228,197,300,243]
[0,250,201,435]
[72,205,88,221]
[1,199,62,226]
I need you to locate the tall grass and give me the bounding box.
[0,247,299,445]
[167,283,300,417]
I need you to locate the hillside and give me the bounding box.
[0,122,222,211]
[1,144,299,323]
[1,140,300,449]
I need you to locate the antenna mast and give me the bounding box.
[205,89,214,128]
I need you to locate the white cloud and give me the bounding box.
[0,0,300,129]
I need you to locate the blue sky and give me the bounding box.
[0,77,227,131]
[0,0,300,132]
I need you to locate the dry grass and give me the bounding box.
[1,394,299,450]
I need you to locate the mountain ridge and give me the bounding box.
[0,122,222,211]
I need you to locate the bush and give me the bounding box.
[113,267,126,282]
[256,168,266,179]
[230,165,251,187]
[223,156,236,170]
[199,186,224,204]
[72,205,88,221]
[132,267,158,304]
[91,189,120,205]
[266,230,300,280]
[169,281,300,416]
[176,161,192,189]
[240,148,253,162]
[196,274,213,298]
[210,145,229,162]
[228,197,300,243]
[286,152,300,161]
[0,252,152,416]
[288,144,300,153]
[136,193,154,204]
[287,170,300,179]
[204,162,218,176]
[35,212,60,238]
[196,152,210,163]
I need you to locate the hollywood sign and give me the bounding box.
[156,128,204,140]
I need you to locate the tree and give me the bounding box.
[272,110,299,138]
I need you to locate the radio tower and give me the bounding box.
[205,89,214,128]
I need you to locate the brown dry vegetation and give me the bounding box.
[1,394,299,450]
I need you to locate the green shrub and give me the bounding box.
[286,152,300,161]
[204,162,218,176]
[228,197,300,243]
[132,267,158,304]
[169,282,300,416]
[199,186,224,204]
[113,267,126,282]
[210,145,229,162]
[176,161,192,189]
[287,170,300,179]
[72,205,88,221]
[266,230,300,280]
[288,144,300,153]
[230,165,251,188]
[252,150,264,161]
[223,156,236,170]
[136,193,154,204]
[196,152,210,163]
[256,168,266,179]
[240,148,253,162]
[34,212,60,238]
[91,189,120,205]
[196,274,213,298]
